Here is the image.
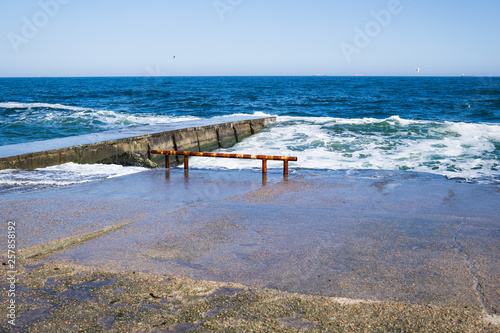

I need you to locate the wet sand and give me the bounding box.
[1,168,499,331]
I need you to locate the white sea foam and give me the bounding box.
[0,163,148,190]
[1,101,201,127]
[1,108,499,185]
[190,115,500,183]
[60,109,200,126]
[0,102,92,112]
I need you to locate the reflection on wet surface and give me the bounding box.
[2,169,499,314]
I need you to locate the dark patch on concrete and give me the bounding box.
[155,259,205,271]
[370,179,394,194]
[235,252,253,261]
[15,306,53,327]
[442,189,456,204]
[55,276,117,302]
[57,288,97,302]
[78,276,118,289]
[202,308,222,318]
[209,287,246,298]
[239,243,258,247]
[279,317,319,331]
[97,315,116,329]
[163,322,203,333]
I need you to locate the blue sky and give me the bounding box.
[1,0,499,77]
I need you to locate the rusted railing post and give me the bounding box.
[150,150,297,176]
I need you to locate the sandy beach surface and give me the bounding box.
[1,168,499,332]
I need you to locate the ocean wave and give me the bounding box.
[0,102,92,112]
[0,163,148,193]
[0,101,201,125]
[1,107,499,184]
[0,102,201,145]
[43,109,200,126]
[190,115,500,183]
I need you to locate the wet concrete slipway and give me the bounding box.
[1,167,500,331]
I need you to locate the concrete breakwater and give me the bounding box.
[0,116,274,170]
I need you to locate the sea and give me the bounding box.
[0,76,499,192]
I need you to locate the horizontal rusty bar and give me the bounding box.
[150,150,298,162]
[151,150,297,176]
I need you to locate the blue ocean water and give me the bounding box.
[1,76,499,188]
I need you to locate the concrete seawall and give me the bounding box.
[0,116,275,170]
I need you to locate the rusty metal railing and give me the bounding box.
[150,150,298,175]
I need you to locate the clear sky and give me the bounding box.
[1,0,499,77]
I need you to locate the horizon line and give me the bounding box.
[1,75,498,79]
